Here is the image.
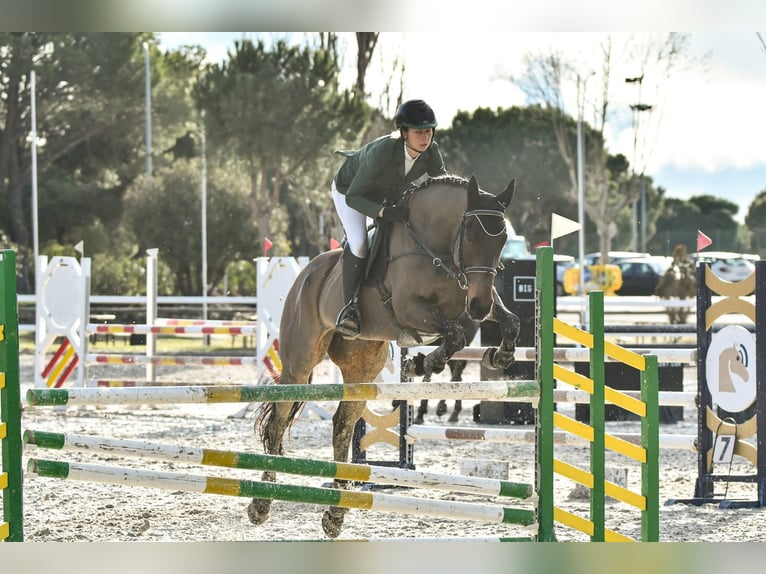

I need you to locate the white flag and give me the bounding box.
[551,213,581,244]
[73,240,84,255]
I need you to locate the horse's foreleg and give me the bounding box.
[422,320,466,379]
[322,400,367,538]
[247,400,297,525]
[482,287,520,371]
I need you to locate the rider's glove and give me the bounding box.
[380,204,409,222]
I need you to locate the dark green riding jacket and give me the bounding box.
[334,134,447,219]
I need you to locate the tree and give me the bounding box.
[122,159,257,295]
[0,32,200,291]
[651,195,744,254]
[745,189,766,255]
[354,33,379,96]
[194,38,368,255]
[514,34,695,265]
[440,106,576,249]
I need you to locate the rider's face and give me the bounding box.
[404,128,433,155]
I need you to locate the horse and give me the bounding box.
[249,174,520,538]
[655,244,696,324]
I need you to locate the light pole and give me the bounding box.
[632,102,653,252]
[143,42,152,178]
[625,76,652,252]
[30,71,39,272]
[576,73,592,299]
[201,120,208,326]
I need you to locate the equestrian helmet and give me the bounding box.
[395,99,437,129]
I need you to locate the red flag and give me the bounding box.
[696,230,712,252]
[263,237,273,254]
[329,238,341,250]
[534,241,549,249]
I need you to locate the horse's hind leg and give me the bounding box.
[322,337,388,538]
[247,400,298,525]
[414,400,429,425]
[248,331,333,527]
[320,398,368,538]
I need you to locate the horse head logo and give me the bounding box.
[717,343,749,393]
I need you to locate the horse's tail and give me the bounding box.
[254,372,312,451]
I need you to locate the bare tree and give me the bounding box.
[354,33,379,96]
[515,33,696,266]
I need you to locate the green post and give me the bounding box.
[1,250,23,541]
[588,291,606,541]
[641,354,660,541]
[535,247,556,541]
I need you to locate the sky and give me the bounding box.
[159,31,766,223]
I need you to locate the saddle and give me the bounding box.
[362,185,422,309]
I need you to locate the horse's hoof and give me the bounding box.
[404,353,426,378]
[436,402,448,417]
[247,498,272,525]
[448,412,459,423]
[413,414,424,425]
[321,507,347,538]
[482,347,516,371]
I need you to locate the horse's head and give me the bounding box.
[457,175,515,320]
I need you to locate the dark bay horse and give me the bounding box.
[249,175,520,537]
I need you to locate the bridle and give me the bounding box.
[403,206,506,290]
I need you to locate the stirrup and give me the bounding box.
[335,301,361,338]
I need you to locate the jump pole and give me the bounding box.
[26,380,541,407]
[24,430,535,501]
[26,458,537,531]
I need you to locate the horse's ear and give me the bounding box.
[496,178,516,209]
[467,174,480,203]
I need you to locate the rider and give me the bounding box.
[332,99,447,338]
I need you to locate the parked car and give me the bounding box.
[694,251,758,282]
[614,256,672,296]
[554,255,575,295]
[559,251,647,295]
[497,235,572,295]
[500,234,531,260]
[584,251,650,266]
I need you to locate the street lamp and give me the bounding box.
[201,120,208,328]
[143,42,152,178]
[625,76,652,252]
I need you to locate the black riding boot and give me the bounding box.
[335,246,366,338]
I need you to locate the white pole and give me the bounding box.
[143,42,152,178]
[576,74,590,330]
[201,123,209,344]
[30,71,39,272]
[576,118,586,298]
[145,248,158,382]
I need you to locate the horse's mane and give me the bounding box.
[402,174,469,203]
